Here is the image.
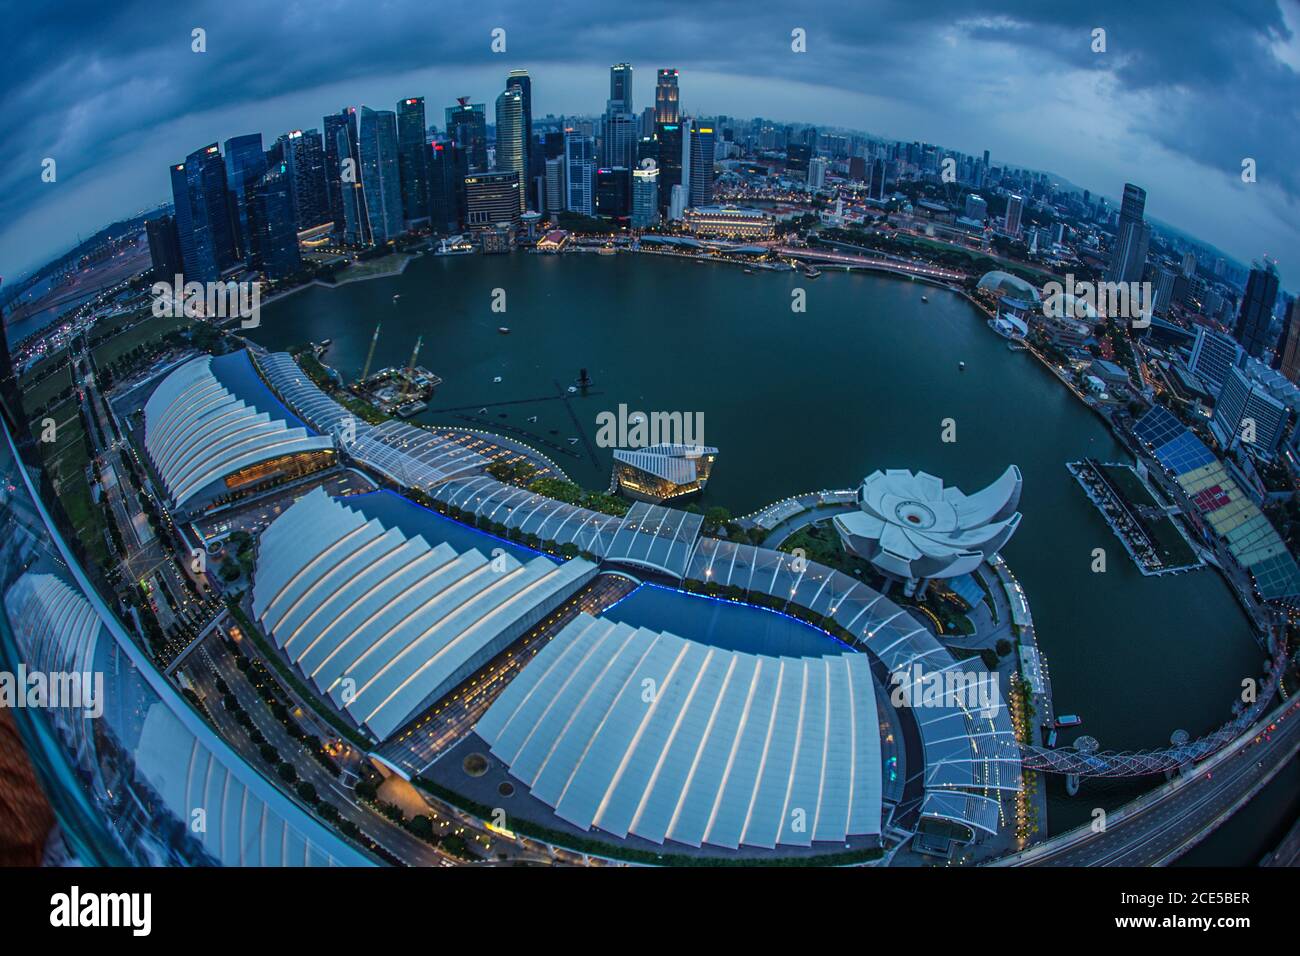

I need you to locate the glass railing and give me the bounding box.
[0,320,370,867]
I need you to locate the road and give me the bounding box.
[997,695,1300,866]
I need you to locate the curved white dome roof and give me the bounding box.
[977,270,1041,303]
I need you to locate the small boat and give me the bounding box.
[803,267,822,279]
[921,295,929,303]
[1055,714,1082,728]
[567,437,579,445]
[477,408,488,415]
[526,415,539,423]
[392,294,401,303]
[743,267,754,274]
[498,327,511,334]
[492,376,502,384]
[567,385,577,394]
[958,361,966,371]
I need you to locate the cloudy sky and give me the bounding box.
[3,0,1299,287]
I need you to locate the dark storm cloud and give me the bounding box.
[3,0,1298,280]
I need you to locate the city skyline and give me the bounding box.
[4,1,1300,284]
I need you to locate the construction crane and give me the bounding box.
[401,335,423,401]
[360,322,381,384]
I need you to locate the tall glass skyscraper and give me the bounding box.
[324,107,361,235]
[1235,261,1281,359]
[1105,182,1150,285]
[359,107,405,243]
[222,133,266,259]
[445,99,488,173]
[564,132,596,215]
[428,140,466,234]
[169,143,237,283]
[655,69,680,124]
[495,87,527,213]
[609,63,633,113]
[506,70,533,203]
[248,163,303,279]
[686,121,715,207]
[279,129,328,231]
[396,97,430,224]
[631,164,659,228]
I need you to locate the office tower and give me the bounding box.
[848,156,867,182]
[564,132,596,215]
[1153,266,1177,316]
[655,69,680,124]
[869,158,886,201]
[1234,261,1281,359]
[324,108,360,235]
[145,215,183,281]
[428,141,465,233]
[595,167,631,226]
[445,98,488,172]
[1182,251,1198,278]
[331,115,371,246]
[544,156,566,214]
[1274,300,1300,384]
[247,164,302,279]
[1212,365,1287,456]
[396,97,431,224]
[636,135,658,164]
[631,164,659,228]
[1105,182,1150,285]
[808,156,828,190]
[358,107,404,243]
[786,143,811,180]
[464,171,522,226]
[654,122,683,214]
[601,108,637,170]
[609,63,633,113]
[495,88,527,212]
[687,121,715,207]
[223,133,266,259]
[280,129,329,231]
[964,194,988,221]
[639,107,656,140]
[506,70,534,205]
[1003,194,1023,237]
[668,183,687,221]
[169,143,237,283]
[1189,326,1245,396]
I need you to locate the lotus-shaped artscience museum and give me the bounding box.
[833,466,1022,583]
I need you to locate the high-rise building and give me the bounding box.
[247,163,303,280]
[544,156,566,215]
[396,97,431,224]
[1234,261,1281,359]
[1106,182,1149,285]
[963,193,988,221]
[786,143,811,180]
[324,108,361,236]
[1211,365,1287,457]
[595,167,631,226]
[445,99,488,173]
[668,183,687,221]
[1181,251,1198,278]
[654,122,683,215]
[279,129,329,231]
[1275,299,1300,384]
[1189,326,1245,396]
[223,133,266,259]
[655,69,680,124]
[609,63,633,113]
[330,113,371,246]
[427,141,465,234]
[464,170,522,227]
[1003,194,1023,237]
[631,164,659,228]
[868,158,886,201]
[686,121,715,207]
[807,156,828,190]
[358,107,404,243]
[1153,266,1178,316]
[505,69,534,207]
[145,215,183,281]
[495,88,527,213]
[601,109,637,171]
[169,143,237,283]
[564,132,596,215]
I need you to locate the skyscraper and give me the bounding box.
[1211,365,1287,456]
[506,70,533,203]
[595,167,631,226]
[869,158,887,201]
[686,121,715,207]
[609,63,633,113]
[601,110,637,170]
[145,215,183,281]
[358,107,404,243]
[222,133,266,259]
[445,99,488,173]
[464,171,522,226]
[1189,326,1245,396]
[169,143,237,283]
[1275,299,1300,384]
[655,69,680,124]
[1105,182,1150,285]
[1003,194,1023,237]
[247,163,303,280]
[564,131,596,215]
[1234,261,1281,359]
[324,108,361,236]
[631,164,659,228]
[428,141,465,234]
[654,122,683,214]
[396,97,431,224]
[280,129,328,231]
[544,156,566,215]
[495,87,527,213]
